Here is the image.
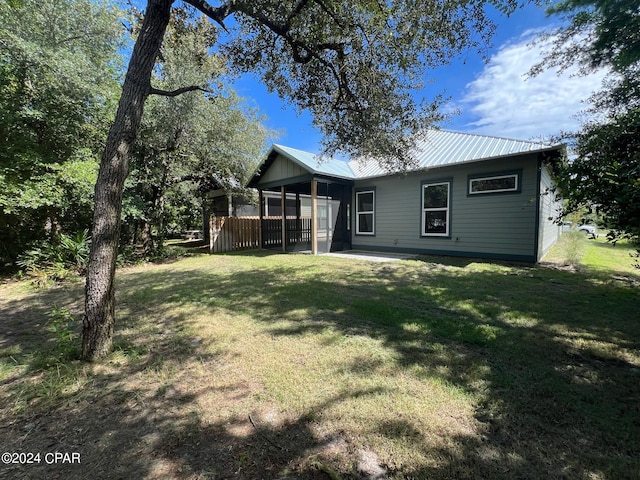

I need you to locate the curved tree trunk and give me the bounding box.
[82,0,173,361]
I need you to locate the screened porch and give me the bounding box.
[259,180,351,254]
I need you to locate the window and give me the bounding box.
[356,190,375,235]
[469,172,519,195]
[422,182,450,237]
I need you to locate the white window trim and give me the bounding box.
[422,182,450,237]
[469,173,519,194]
[355,190,375,235]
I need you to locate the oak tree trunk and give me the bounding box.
[82,0,173,361]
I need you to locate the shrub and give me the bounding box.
[16,230,91,286]
[558,230,586,267]
[58,229,90,272]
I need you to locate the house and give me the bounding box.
[247,130,565,262]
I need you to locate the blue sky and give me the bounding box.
[228,3,607,153]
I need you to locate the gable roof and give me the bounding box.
[247,144,356,187]
[274,144,356,179]
[249,130,562,187]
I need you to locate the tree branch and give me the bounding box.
[149,85,210,97]
[182,0,237,33]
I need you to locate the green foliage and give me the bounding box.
[0,0,123,175]
[0,0,123,270]
[116,245,144,268]
[58,230,92,271]
[541,0,640,74]
[224,0,513,167]
[537,0,640,250]
[555,109,640,243]
[115,243,195,268]
[17,230,91,285]
[45,306,79,362]
[532,0,640,112]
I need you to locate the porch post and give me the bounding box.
[258,189,263,250]
[296,192,301,244]
[281,186,286,252]
[311,179,318,254]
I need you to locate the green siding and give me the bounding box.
[352,155,540,261]
[258,156,309,186]
[537,165,563,260]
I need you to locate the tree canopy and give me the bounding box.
[534,0,639,245]
[0,0,123,269]
[0,0,123,177]
[533,0,640,73]
[555,109,640,241]
[217,0,508,168]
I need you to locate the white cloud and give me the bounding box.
[459,31,609,141]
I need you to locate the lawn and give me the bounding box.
[0,239,639,479]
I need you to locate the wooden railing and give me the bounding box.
[209,215,314,253]
[262,216,312,251]
[209,216,261,253]
[261,217,282,249]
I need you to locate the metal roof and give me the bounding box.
[250,131,562,186]
[272,144,356,179]
[348,130,561,178]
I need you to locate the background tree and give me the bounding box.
[127,11,270,253]
[533,0,640,245]
[83,0,526,360]
[554,110,640,242]
[0,0,123,270]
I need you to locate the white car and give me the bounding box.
[575,224,597,237]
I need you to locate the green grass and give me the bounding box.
[583,238,640,276]
[544,232,640,277]
[0,244,639,479]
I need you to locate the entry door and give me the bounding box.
[329,183,351,252]
[316,182,351,253]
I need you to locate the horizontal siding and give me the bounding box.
[352,155,539,260]
[537,165,563,260]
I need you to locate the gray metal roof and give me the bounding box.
[348,130,561,179]
[272,144,356,179]
[251,131,562,185]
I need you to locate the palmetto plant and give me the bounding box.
[58,229,91,272]
[16,230,91,285]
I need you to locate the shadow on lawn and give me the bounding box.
[1,251,639,479]
[0,279,371,479]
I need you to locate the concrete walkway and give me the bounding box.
[321,250,416,263]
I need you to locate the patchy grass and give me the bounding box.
[0,248,639,479]
[544,233,640,278]
[582,237,640,277]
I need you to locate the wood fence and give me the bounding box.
[209,216,261,253]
